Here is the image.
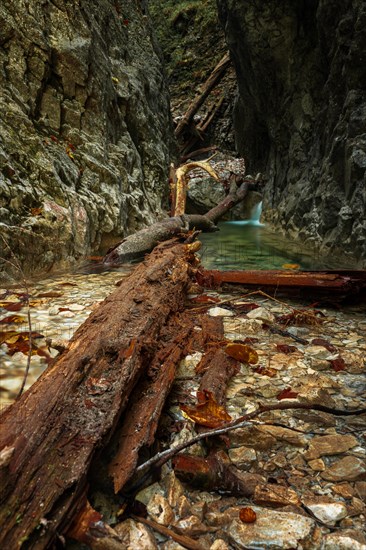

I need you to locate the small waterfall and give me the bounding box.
[228,200,264,226]
[250,201,263,225]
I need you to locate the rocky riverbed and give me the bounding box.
[1,268,365,548]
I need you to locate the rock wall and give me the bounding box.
[0,0,172,279]
[217,0,366,265]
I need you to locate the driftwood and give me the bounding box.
[104,177,253,265]
[0,240,197,549]
[174,53,231,139]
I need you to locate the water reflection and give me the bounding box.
[199,221,351,271]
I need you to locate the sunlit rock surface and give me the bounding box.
[217,0,366,265]
[0,0,172,279]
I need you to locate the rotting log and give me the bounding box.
[196,268,366,300]
[0,239,198,549]
[109,312,197,494]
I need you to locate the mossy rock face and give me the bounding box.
[0,0,173,279]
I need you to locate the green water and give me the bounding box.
[198,221,350,271]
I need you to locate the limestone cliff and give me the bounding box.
[217,0,366,265]
[0,0,172,278]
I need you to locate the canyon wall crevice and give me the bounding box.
[217,0,366,264]
[0,0,172,278]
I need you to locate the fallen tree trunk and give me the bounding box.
[0,240,197,549]
[104,179,252,265]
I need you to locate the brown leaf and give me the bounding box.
[36,291,64,298]
[224,343,258,365]
[0,331,20,345]
[0,315,26,324]
[311,338,337,352]
[276,344,298,354]
[254,366,277,377]
[277,387,298,400]
[181,389,232,428]
[239,507,257,523]
[0,302,23,312]
[67,500,102,544]
[243,337,259,345]
[330,356,346,372]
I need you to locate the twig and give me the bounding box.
[130,515,205,550]
[0,237,32,398]
[135,402,366,476]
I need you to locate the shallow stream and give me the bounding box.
[0,216,360,404]
[199,210,352,271]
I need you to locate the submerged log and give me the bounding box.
[0,240,197,549]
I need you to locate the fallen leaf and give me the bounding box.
[0,302,23,312]
[66,145,75,160]
[239,507,257,523]
[330,356,346,372]
[311,338,337,352]
[0,331,20,345]
[277,387,298,400]
[67,500,102,544]
[181,389,231,428]
[254,366,277,377]
[50,135,58,143]
[224,343,258,365]
[276,344,298,354]
[243,337,259,345]
[0,315,26,324]
[36,291,64,298]
[282,263,300,270]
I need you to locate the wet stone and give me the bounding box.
[302,497,348,526]
[304,434,359,460]
[228,446,257,469]
[227,508,315,549]
[321,456,366,482]
[321,530,366,549]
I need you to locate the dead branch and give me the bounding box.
[131,515,205,550]
[134,403,366,477]
[175,53,230,139]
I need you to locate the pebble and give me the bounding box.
[304,434,359,460]
[227,509,315,549]
[303,498,348,526]
[208,306,234,317]
[1,270,365,547]
[321,456,366,482]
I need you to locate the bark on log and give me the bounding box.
[0,240,197,549]
[109,313,196,494]
[175,53,231,139]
